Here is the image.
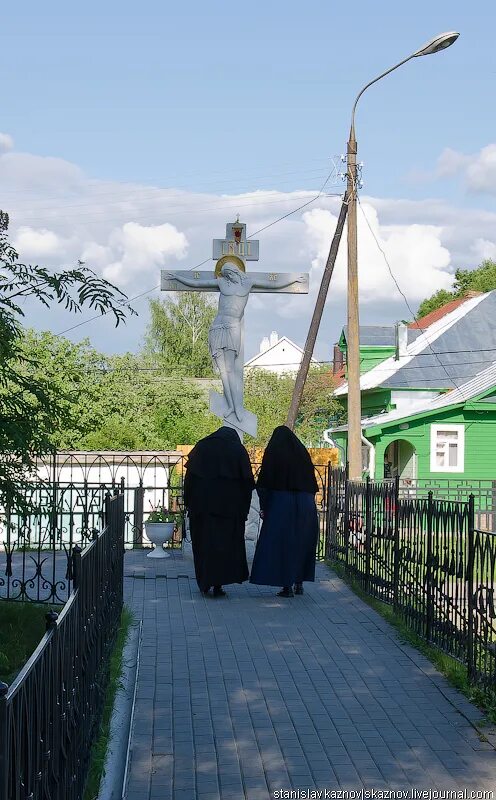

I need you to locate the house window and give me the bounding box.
[430,424,465,473]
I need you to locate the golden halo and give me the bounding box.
[214,255,246,277]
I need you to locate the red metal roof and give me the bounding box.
[408,291,482,330]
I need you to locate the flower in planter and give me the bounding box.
[146,505,181,524]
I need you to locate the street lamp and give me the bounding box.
[346,31,459,479]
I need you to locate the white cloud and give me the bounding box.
[3,142,496,356]
[102,222,188,284]
[13,226,69,260]
[464,144,496,194]
[0,132,14,154]
[436,147,470,178]
[472,238,496,262]
[431,143,496,195]
[292,202,452,311]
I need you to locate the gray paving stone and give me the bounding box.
[123,550,496,798]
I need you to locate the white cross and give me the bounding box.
[161,219,309,438]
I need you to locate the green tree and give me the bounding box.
[0,213,134,507]
[154,381,218,446]
[244,366,343,447]
[244,369,294,445]
[417,289,454,319]
[143,292,216,377]
[417,260,496,318]
[72,353,218,450]
[16,331,106,449]
[296,366,344,446]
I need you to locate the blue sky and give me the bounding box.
[1,1,496,359]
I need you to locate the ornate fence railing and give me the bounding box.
[0,492,125,800]
[1,453,330,601]
[399,477,496,532]
[0,454,186,602]
[325,468,496,691]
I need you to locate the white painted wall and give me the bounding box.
[390,390,440,415]
[245,332,313,376]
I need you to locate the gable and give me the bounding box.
[336,291,493,396]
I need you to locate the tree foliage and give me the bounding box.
[417,260,496,318]
[0,215,134,507]
[143,293,216,377]
[245,365,343,447]
[13,330,342,456]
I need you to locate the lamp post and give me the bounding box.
[346,31,459,479]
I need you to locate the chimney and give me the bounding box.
[260,336,270,353]
[333,344,344,375]
[269,331,279,347]
[395,322,408,360]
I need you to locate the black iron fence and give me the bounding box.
[0,453,186,602]
[1,452,331,602]
[0,491,125,800]
[399,477,496,532]
[325,467,496,691]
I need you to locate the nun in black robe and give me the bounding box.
[184,426,254,596]
[250,425,319,597]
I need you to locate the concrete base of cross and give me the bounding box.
[209,390,257,439]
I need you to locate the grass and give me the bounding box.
[328,558,496,725]
[0,601,56,685]
[83,606,134,800]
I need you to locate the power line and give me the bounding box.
[357,198,470,397]
[53,353,496,375]
[0,156,339,201]
[5,169,336,216]
[55,179,340,337]
[11,187,343,230]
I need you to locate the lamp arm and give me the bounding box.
[350,53,415,136]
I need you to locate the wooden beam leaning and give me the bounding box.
[286,196,348,430]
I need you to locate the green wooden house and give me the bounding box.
[326,290,496,483]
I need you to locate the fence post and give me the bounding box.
[426,491,434,643]
[393,476,400,611]
[467,494,475,682]
[0,682,8,800]
[72,544,82,590]
[344,464,350,573]
[45,610,59,631]
[365,476,372,593]
[323,462,331,559]
[133,485,144,548]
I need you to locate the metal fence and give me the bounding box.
[0,492,125,800]
[1,452,331,602]
[0,453,186,602]
[399,477,496,532]
[325,467,496,691]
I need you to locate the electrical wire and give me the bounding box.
[0,156,339,201]
[55,171,341,337]
[357,197,471,396]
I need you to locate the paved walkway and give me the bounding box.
[123,545,496,800]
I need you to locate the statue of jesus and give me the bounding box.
[164,261,305,423]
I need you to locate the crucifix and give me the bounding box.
[161,218,309,438]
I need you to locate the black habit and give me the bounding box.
[250,425,319,588]
[184,426,254,592]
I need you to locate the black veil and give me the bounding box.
[184,426,254,518]
[256,425,318,494]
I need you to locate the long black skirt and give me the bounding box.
[189,512,249,591]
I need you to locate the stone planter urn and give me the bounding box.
[144,522,175,558]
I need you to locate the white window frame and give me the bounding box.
[430,423,465,473]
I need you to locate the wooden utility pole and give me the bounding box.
[346,127,362,479]
[286,198,348,430]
